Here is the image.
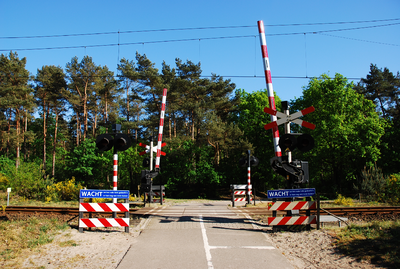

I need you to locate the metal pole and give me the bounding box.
[258,21,281,158]
[231,185,235,207]
[247,150,251,205]
[160,185,164,205]
[149,137,153,204]
[317,194,321,230]
[282,101,292,163]
[113,148,118,218]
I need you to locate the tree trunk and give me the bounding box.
[43,102,48,176]
[15,109,20,169]
[52,112,58,177]
[83,80,88,141]
[76,111,80,146]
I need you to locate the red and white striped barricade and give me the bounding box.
[230,184,252,207]
[147,185,165,204]
[267,200,318,230]
[78,189,130,233]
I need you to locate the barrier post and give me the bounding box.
[124,197,129,233]
[231,185,235,207]
[317,193,320,230]
[230,184,252,207]
[79,198,84,233]
[78,190,130,233]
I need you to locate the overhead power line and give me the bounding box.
[1,18,399,39]
[2,22,399,52]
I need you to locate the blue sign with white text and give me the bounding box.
[267,188,315,199]
[79,189,130,199]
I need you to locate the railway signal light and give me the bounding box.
[114,134,132,151]
[96,133,132,152]
[96,134,114,151]
[239,156,259,167]
[278,133,314,152]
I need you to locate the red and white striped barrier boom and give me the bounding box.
[268,201,316,211]
[268,216,316,226]
[258,20,281,157]
[155,88,168,170]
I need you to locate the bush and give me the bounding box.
[386,174,400,205]
[45,177,84,202]
[6,161,47,200]
[0,173,9,191]
[334,194,354,206]
[357,164,387,202]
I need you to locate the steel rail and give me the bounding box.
[3,205,400,217]
[3,205,153,216]
[233,206,400,216]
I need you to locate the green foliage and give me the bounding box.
[356,165,400,205]
[231,89,285,191]
[116,145,146,191]
[357,164,387,202]
[1,50,398,202]
[45,177,84,202]
[334,194,354,206]
[0,173,8,191]
[290,73,385,194]
[354,64,400,175]
[63,138,111,187]
[385,174,400,205]
[160,140,222,198]
[2,161,48,200]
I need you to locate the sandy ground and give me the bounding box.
[20,218,381,269]
[22,221,144,269]
[266,229,380,269]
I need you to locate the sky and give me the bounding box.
[1,0,399,104]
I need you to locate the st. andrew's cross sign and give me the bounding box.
[263,106,316,130]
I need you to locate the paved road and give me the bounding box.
[118,201,293,269]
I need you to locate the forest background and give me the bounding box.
[0,51,399,203]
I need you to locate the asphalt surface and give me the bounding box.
[117,201,294,269]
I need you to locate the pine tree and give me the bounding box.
[0,52,35,168]
[66,56,101,144]
[35,65,67,177]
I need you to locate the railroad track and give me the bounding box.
[3,205,400,217]
[233,206,400,216]
[2,205,154,216]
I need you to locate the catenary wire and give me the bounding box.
[1,18,399,39]
[2,22,400,52]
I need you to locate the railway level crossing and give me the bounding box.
[117,201,294,269]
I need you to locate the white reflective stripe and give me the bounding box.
[79,218,129,228]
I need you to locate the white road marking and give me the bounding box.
[209,246,275,249]
[199,215,214,269]
[199,212,276,269]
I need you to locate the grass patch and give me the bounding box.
[334,220,400,267]
[58,239,78,247]
[0,215,69,267]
